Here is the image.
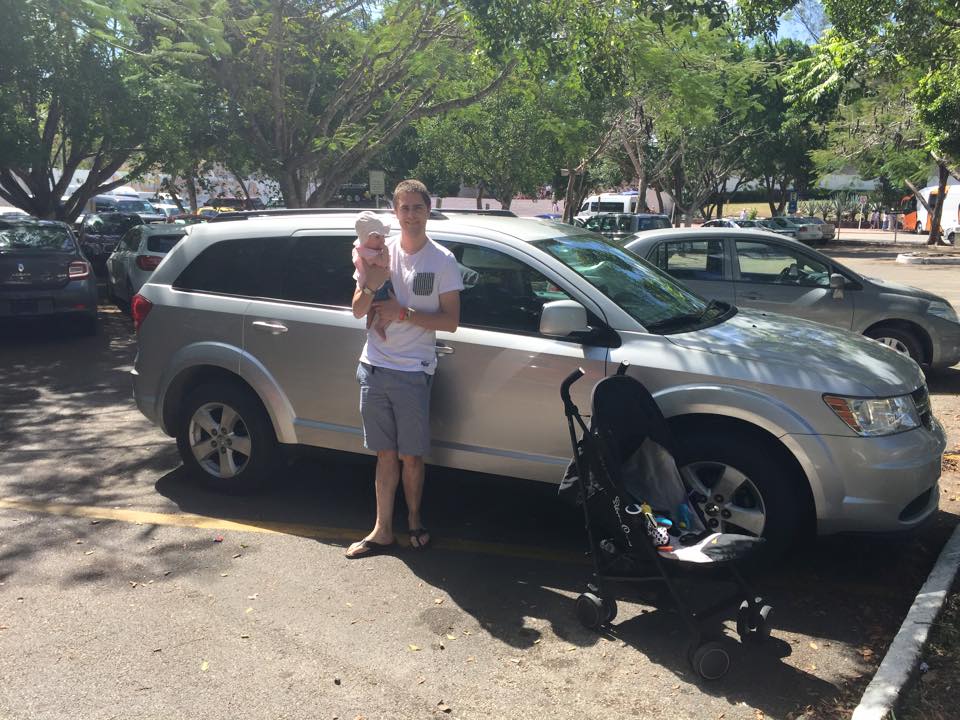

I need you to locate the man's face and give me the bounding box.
[394,191,429,235]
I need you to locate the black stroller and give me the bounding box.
[560,363,773,680]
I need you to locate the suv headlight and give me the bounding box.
[928,300,958,323]
[823,394,920,436]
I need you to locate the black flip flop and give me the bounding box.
[345,539,396,559]
[408,528,431,551]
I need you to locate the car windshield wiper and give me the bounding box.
[699,299,727,320]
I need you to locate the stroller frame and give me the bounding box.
[560,363,773,680]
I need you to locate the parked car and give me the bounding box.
[151,203,182,218]
[87,194,165,223]
[793,215,835,242]
[625,227,960,368]
[131,212,945,555]
[702,218,762,229]
[106,224,188,304]
[0,217,98,334]
[575,192,645,220]
[756,217,797,238]
[771,216,822,244]
[77,212,145,273]
[583,213,672,242]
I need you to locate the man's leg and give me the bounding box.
[346,450,401,557]
[400,454,428,547]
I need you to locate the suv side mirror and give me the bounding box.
[540,300,590,337]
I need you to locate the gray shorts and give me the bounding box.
[357,362,433,457]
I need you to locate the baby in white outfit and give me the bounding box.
[353,211,392,339]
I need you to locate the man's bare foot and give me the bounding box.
[345,533,396,559]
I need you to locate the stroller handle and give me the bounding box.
[560,367,585,414]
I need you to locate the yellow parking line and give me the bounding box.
[0,498,583,564]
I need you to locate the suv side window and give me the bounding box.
[173,237,278,297]
[279,235,357,306]
[440,242,573,334]
[735,240,830,287]
[658,239,724,281]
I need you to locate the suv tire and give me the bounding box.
[677,430,804,557]
[175,381,278,494]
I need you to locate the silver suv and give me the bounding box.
[131,212,945,552]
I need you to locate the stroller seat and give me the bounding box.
[560,363,775,681]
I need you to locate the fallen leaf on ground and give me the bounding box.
[417,676,425,685]
[84,550,94,555]
[214,536,224,543]
[408,644,421,651]
[437,701,452,713]
[860,648,874,658]
[434,598,444,605]
[220,573,229,577]
[446,634,457,640]
[247,594,258,600]
[232,553,242,559]
[245,607,254,613]
[200,660,209,672]
[809,642,819,650]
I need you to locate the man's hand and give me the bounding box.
[364,264,390,292]
[371,294,403,322]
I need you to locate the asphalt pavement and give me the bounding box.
[0,282,957,719]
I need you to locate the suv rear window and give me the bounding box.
[0,223,75,252]
[637,217,671,231]
[173,238,276,296]
[147,233,185,254]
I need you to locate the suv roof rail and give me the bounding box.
[433,208,517,217]
[208,207,407,223]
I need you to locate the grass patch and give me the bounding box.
[894,578,960,720]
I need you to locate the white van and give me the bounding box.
[576,191,672,221]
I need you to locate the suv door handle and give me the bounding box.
[251,320,288,335]
[435,343,455,355]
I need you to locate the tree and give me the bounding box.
[0,0,219,220]
[202,0,516,209]
[743,0,960,243]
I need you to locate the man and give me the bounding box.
[346,179,463,559]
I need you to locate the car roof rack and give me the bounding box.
[208,207,412,223]
[433,208,517,217]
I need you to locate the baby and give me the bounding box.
[353,211,393,340]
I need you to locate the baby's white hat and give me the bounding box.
[355,211,391,243]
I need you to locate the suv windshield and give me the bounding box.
[0,223,75,252]
[535,235,730,331]
[115,200,156,213]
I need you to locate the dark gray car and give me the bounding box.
[626,227,960,368]
[0,218,98,334]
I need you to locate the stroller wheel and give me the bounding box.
[602,594,618,624]
[689,641,731,681]
[737,600,773,642]
[576,593,605,630]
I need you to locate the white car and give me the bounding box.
[106,223,188,304]
[151,203,182,218]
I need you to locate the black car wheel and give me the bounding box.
[864,326,923,365]
[677,430,805,556]
[176,382,278,493]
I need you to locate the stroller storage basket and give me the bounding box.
[560,363,774,680]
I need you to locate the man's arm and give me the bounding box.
[373,290,460,332]
[351,264,391,319]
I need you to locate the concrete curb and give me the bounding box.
[896,253,960,265]
[851,524,960,720]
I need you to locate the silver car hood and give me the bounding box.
[666,309,923,396]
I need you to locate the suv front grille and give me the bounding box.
[911,385,933,429]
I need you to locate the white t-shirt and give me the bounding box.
[358,235,464,374]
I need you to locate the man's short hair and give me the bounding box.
[393,179,431,208]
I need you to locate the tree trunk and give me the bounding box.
[562,171,576,223]
[638,176,649,212]
[229,167,252,208]
[928,161,949,246]
[655,187,664,214]
[475,183,485,210]
[499,193,512,211]
[185,176,198,213]
[278,167,302,208]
